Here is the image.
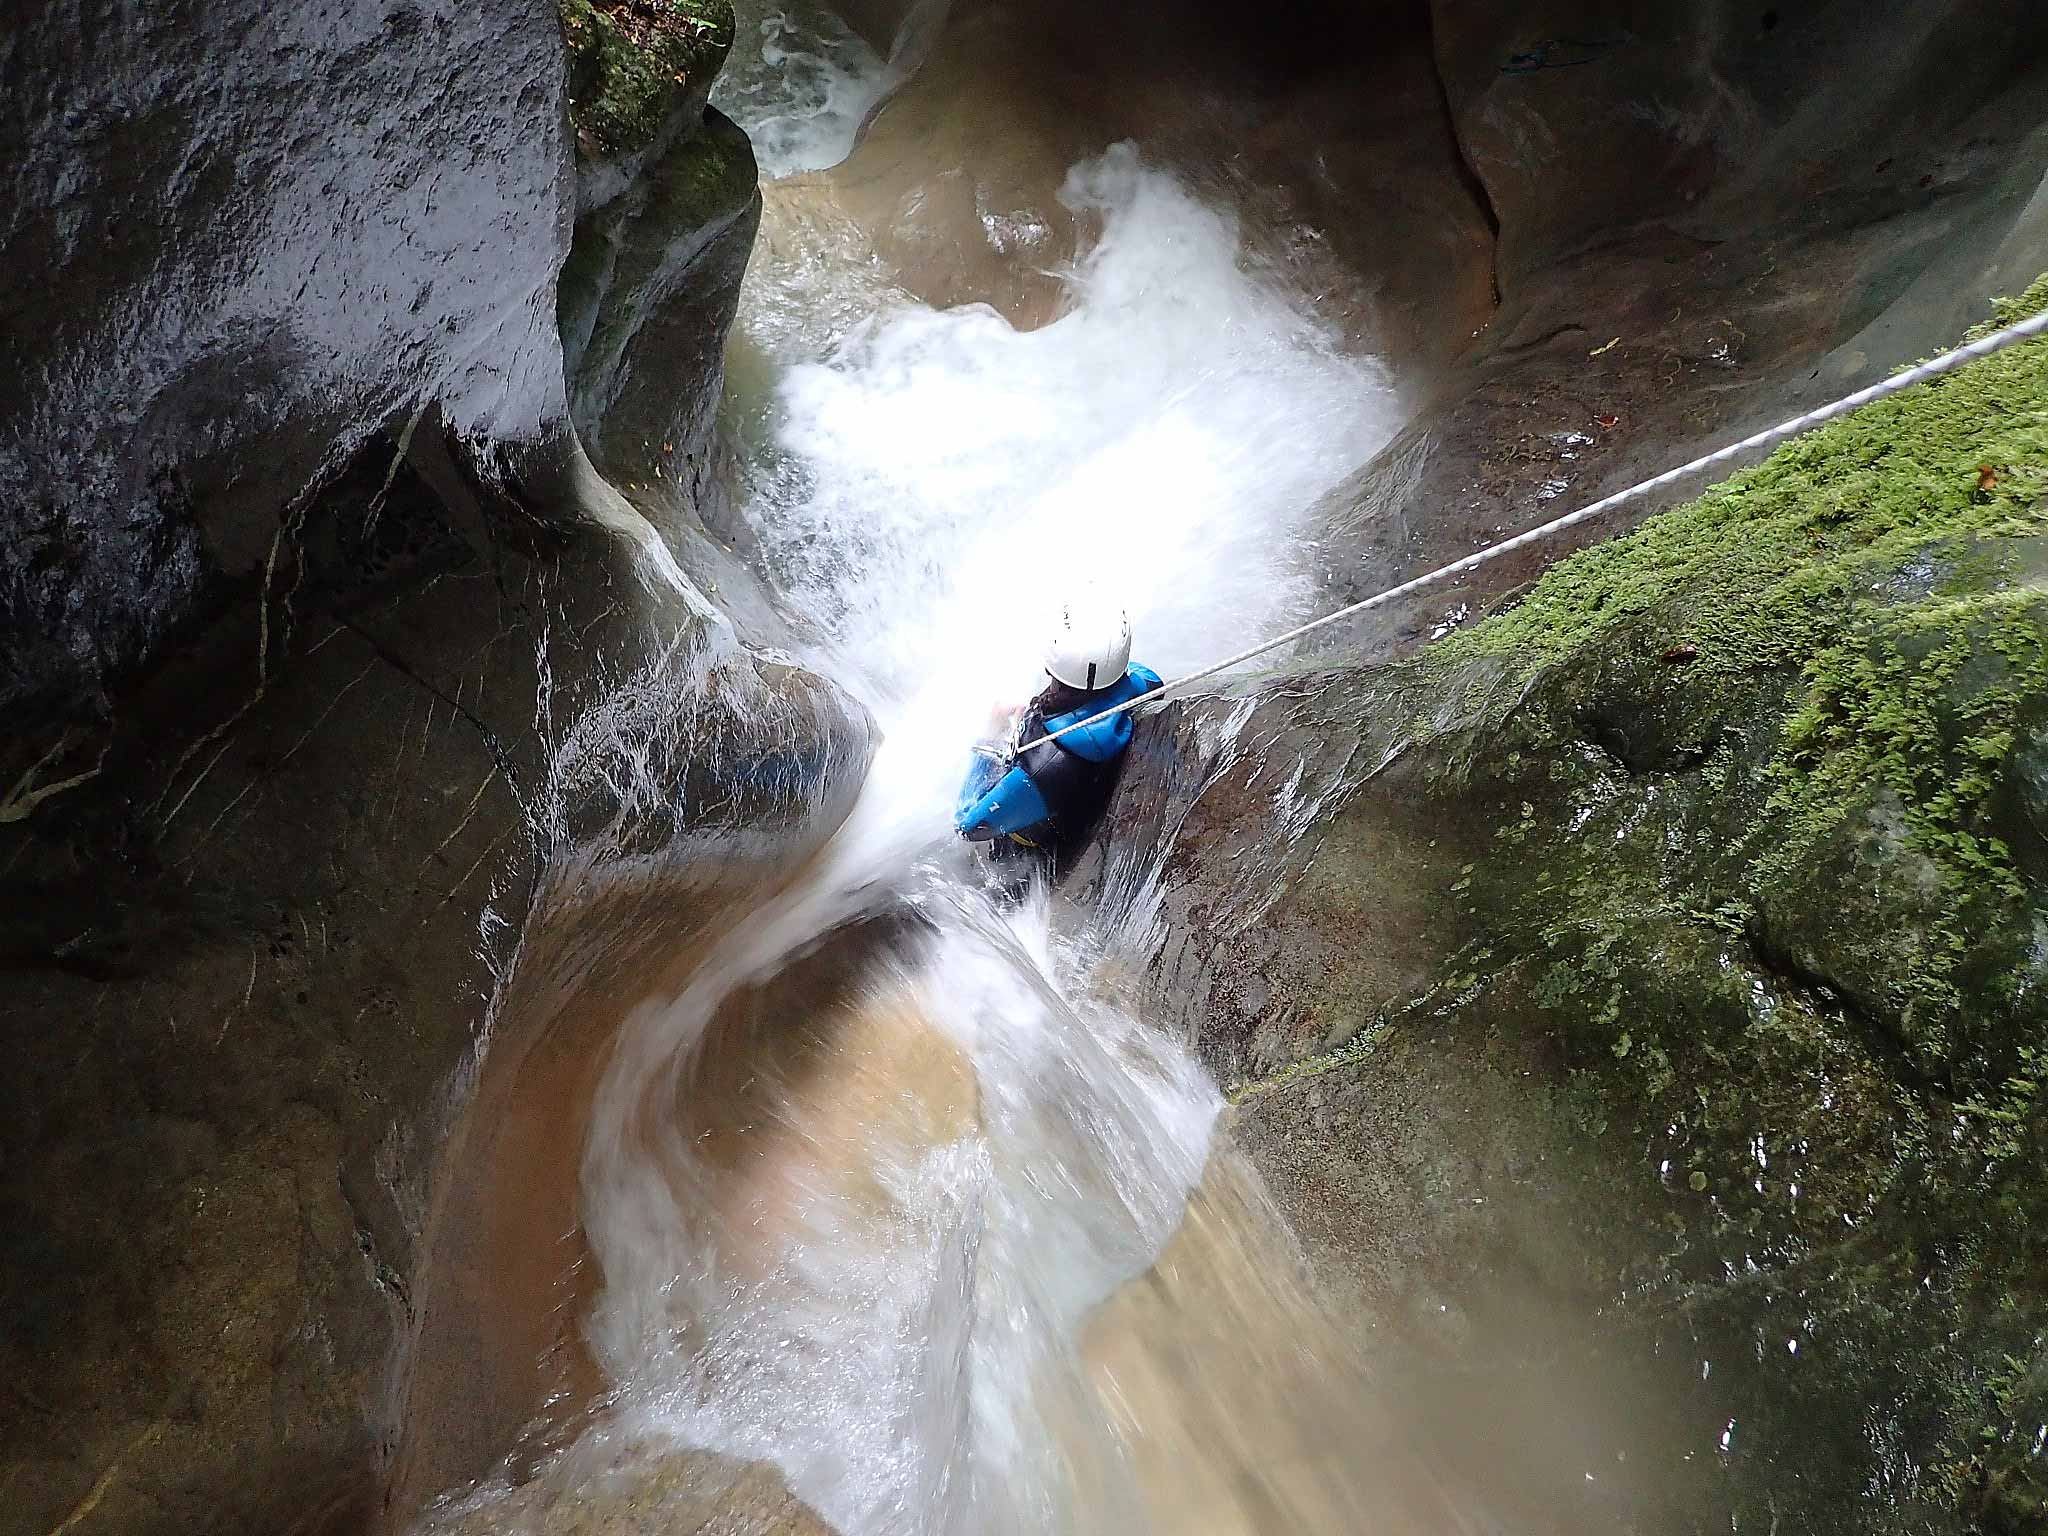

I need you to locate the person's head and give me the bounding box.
[1043,596,1132,695]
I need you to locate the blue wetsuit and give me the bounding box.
[955,664,1162,847]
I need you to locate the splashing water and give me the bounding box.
[575,874,1224,1534]
[737,140,1397,860]
[713,0,896,177]
[518,59,1406,1536]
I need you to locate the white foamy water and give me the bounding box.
[739,141,1398,859]
[575,867,1223,1535]
[465,63,1407,1536]
[713,0,895,177]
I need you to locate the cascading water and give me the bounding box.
[424,13,1414,1533]
[729,132,1395,857]
[713,0,896,177]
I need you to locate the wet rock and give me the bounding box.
[1075,1149,1462,1533]
[0,450,869,1534]
[562,109,763,505]
[420,1440,833,1534]
[1430,0,2048,294]
[1096,294,2048,1531]
[0,0,588,1515]
[561,0,736,161]
[0,2,846,1528]
[826,0,923,55]
[1312,0,2048,657]
[557,0,763,517]
[0,0,576,726]
[384,842,887,1523]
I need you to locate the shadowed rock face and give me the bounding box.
[0,2,849,1532]
[0,0,576,725]
[1309,0,2048,658]
[0,478,871,1536]
[1085,290,2048,1532]
[1433,0,2048,292]
[5,0,2048,1531]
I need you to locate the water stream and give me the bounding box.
[419,10,1425,1531]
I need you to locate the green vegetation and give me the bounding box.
[1226,1018,1390,1104]
[1429,272,2048,689]
[559,0,736,157]
[1315,279,2048,1531]
[1421,273,2048,1052]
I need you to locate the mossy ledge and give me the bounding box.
[1422,271,2048,1036]
[559,0,736,158]
[1270,278,2048,1531]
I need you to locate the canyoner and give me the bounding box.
[954,596,1162,864]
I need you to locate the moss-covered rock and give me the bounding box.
[1114,281,2048,1532]
[559,0,736,158]
[1413,273,2048,1079]
[1395,279,2048,1531]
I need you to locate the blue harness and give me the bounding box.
[955,665,1162,844]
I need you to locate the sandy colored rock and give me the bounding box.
[420,1441,833,1535]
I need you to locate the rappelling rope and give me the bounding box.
[1025,306,2048,757]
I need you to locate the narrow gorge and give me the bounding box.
[4,3,2047,1534]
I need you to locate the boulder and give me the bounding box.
[0,0,576,726]
[556,1,767,510]
[1089,289,2048,1532]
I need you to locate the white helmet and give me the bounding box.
[1044,597,1132,691]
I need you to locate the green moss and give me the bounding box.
[1429,298,2048,697]
[1226,1017,1390,1104]
[1763,586,2048,1027]
[1416,277,2048,1040]
[559,0,736,158]
[1332,281,2048,1531]
[1971,270,2048,339]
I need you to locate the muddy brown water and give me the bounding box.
[389,806,1630,1536]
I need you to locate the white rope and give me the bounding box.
[1025,307,2048,756]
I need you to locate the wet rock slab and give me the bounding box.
[1089,304,2048,1530]
[420,1442,832,1535]
[0,0,576,723]
[0,474,869,1536]
[0,0,833,1526]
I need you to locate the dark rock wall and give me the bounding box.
[3,502,611,1536]
[1431,0,2048,291]
[0,3,816,1532]
[0,0,575,724]
[1084,270,2048,1536]
[0,474,868,1536]
[1310,0,2048,657]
